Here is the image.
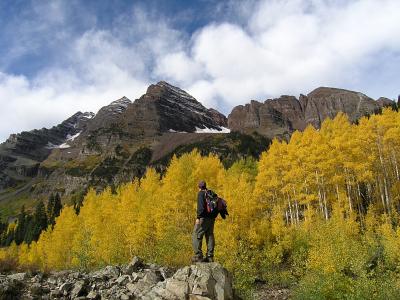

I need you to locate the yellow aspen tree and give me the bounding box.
[33,206,80,270]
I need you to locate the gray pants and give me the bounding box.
[192,218,215,258]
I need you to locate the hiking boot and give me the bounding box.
[202,256,214,263]
[191,255,204,263]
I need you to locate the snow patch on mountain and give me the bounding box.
[57,143,71,149]
[82,112,95,119]
[168,129,188,133]
[46,131,82,149]
[102,97,131,115]
[66,132,81,141]
[195,126,230,133]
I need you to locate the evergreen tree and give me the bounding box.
[0,221,6,238]
[14,205,27,245]
[53,194,62,221]
[47,193,62,226]
[47,194,55,220]
[391,101,398,112]
[31,201,48,242]
[73,192,85,214]
[1,223,16,247]
[23,214,34,244]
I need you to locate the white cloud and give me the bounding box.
[1,0,400,142]
[0,5,181,141]
[158,0,400,109]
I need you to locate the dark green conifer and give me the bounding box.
[14,205,27,245]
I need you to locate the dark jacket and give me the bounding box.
[197,190,208,219]
[197,189,228,219]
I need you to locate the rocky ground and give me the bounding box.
[0,257,235,300]
[253,286,291,300]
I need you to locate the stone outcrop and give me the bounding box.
[121,81,228,137]
[228,87,395,139]
[301,87,384,129]
[0,257,234,300]
[0,112,94,189]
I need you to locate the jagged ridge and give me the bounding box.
[228,86,395,139]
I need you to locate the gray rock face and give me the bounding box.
[228,87,395,139]
[121,81,228,137]
[169,263,233,300]
[6,272,26,281]
[228,96,305,139]
[124,256,144,275]
[87,97,132,131]
[302,87,382,128]
[0,111,94,189]
[70,279,88,298]
[0,258,234,300]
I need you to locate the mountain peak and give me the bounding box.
[146,81,197,102]
[308,87,370,99]
[128,81,227,134]
[96,97,132,117]
[110,96,131,107]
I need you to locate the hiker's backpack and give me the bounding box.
[204,189,229,219]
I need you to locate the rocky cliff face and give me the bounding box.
[301,87,384,128]
[65,82,228,158]
[227,96,305,139]
[121,81,228,136]
[0,257,234,300]
[0,112,94,189]
[228,87,394,139]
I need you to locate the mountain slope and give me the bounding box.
[0,112,94,189]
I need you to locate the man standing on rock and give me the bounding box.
[192,180,216,263]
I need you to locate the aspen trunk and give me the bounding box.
[378,142,391,212]
[292,187,300,224]
[344,168,353,213]
[392,151,399,180]
[378,179,387,214]
[321,176,329,220]
[287,195,294,225]
[285,210,289,225]
[315,171,325,218]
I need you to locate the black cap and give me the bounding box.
[198,180,206,189]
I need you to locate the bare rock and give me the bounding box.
[0,279,24,299]
[70,280,88,298]
[50,289,62,298]
[7,272,26,281]
[166,279,189,298]
[189,295,213,300]
[92,265,120,280]
[147,262,233,300]
[59,282,73,294]
[228,87,394,139]
[86,290,100,299]
[124,256,143,275]
[116,275,131,285]
[29,283,43,296]
[0,257,233,300]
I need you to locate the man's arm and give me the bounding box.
[197,191,205,219]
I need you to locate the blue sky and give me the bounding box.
[0,0,400,142]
